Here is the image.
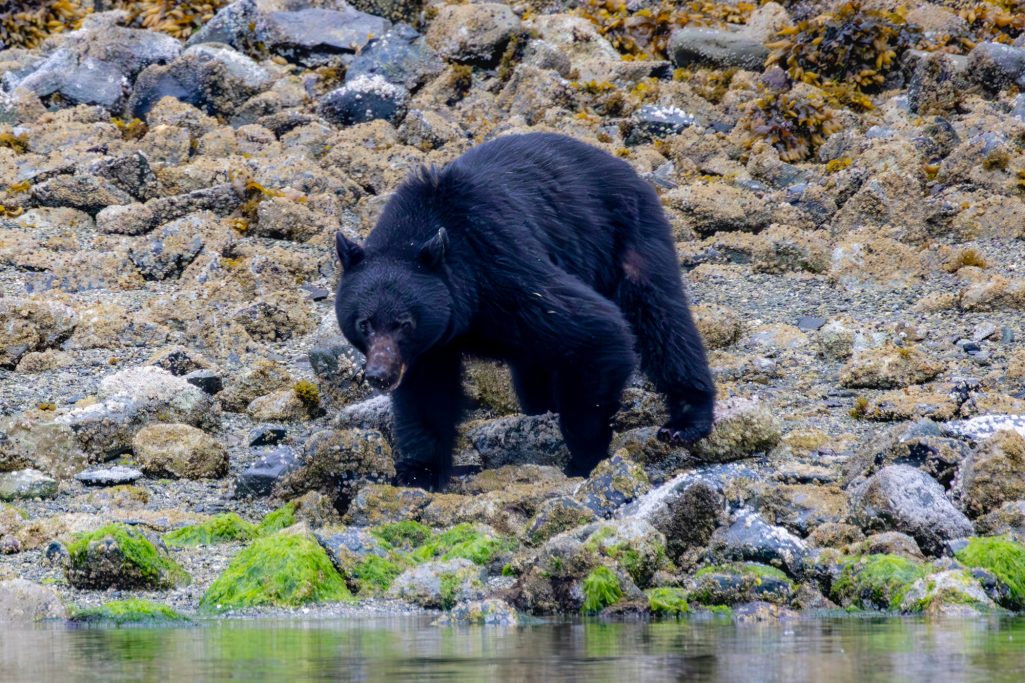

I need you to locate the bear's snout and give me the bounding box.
[364,336,405,391]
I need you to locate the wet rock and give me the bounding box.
[343,484,431,526]
[622,472,727,565]
[318,75,409,126]
[235,445,301,498]
[434,598,519,626]
[425,3,520,67]
[575,453,651,518]
[249,424,288,448]
[976,501,1025,542]
[129,43,274,120]
[0,469,57,501]
[184,369,223,395]
[0,579,67,622]
[30,174,134,215]
[74,465,143,487]
[844,420,970,488]
[578,518,670,588]
[346,25,444,92]
[689,562,794,606]
[849,465,973,556]
[967,42,1025,92]
[133,423,229,479]
[56,366,217,458]
[273,429,394,506]
[692,397,782,463]
[900,569,998,615]
[0,299,76,369]
[466,413,570,469]
[853,532,925,561]
[14,25,181,110]
[955,430,1025,518]
[708,510,809,578]
[386,558,484,609]
[128,212,207,280]
[626,105,696,145]
[839,344,944,389]
[756,483,847,537]
[830,554,929,610]
[316,525,390,569]
[669,27,770,70]
[96,183,242,236]
[65,523,189,590]
[525,496,597,546]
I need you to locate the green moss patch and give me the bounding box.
[349,555,404,596]
[955,536,1025,610]
[164,513,257,548]
[66,524,190,590]
[409,524,517,566]
[689,563,794,606]
[256,502,297,536]
[71,599,188,626]
[646,587,690,616]
[581,566,623,614]
[831,554,930,611]
[370,520,432,550]
[200,530,352,612]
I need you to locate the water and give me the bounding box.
[2,615,1025,683]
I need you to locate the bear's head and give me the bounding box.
[334,229,451,391]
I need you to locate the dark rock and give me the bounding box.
[317,75,410,126]
[263,8,390,64]
[148,347,207,376]
[689,563,794,606]
[304,286,330,302]
[349,0,423,24]
[626,105,696,145]
[708,510,809,578]
[345,25,444,92]
[845,420,970,488]
[967,41,1025,91]
[273,429,395,506]
[74,465,143,487]
[575,453,651,518]
[128,43,274,120]
[468,413,570,469]
[250,424,288,448]
[184,369,223,395]
[235,445,301,498]
[796,316,827,332]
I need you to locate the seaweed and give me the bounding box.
[0,0,88,50]
[741,76,842,162]
[581,566,623,613]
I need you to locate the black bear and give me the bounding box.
[334,132,714,490]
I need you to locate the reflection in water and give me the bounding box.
[2,615,1025,682]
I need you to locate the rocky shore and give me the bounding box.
[3,0,1025,625]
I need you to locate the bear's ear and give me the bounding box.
[418,228,448,269]
[335,232,364,271]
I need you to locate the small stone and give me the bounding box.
[184,369,223,395]
[249,424,288,448]
[626,105,695,145]
[0,469,58,501]
[74,466,143,487]
[974,323,999,342]
[235,446,301,499]
[692,397,782,463]
[796,316,827,332]
[318,75,410,126]
[133,424,228,479]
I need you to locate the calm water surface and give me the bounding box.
[2,615,1025,683]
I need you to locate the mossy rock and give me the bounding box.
[164,513,257,548]
[199,527,352,612]
[256,502,297,536]
[830,554,930,611]
[71,599,189,625]
[66,524,190,590]
[370,520,433,550]
[954,536,1025,610]
[581,566,622,614]
[646,587,690,616]
[689,562,794,606]
[347,554,406,596]
[386,558,485,609]
[900,569,1000,616]
[409,524,517,566]
[582,519,670,589]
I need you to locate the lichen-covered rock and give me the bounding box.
[425,3,520,67]
[0,579,67,622]
[56,366,218,458]
[128,213,207,280]
[434,598,519,626]
[0,413,87,480]
[525,496,597,546]
[663,183,771,235]
[133,423,228,479]
[386,558,484,609]
[688,563,795,606]
[220,360,293,412]
[956,431,1025,518]
[849,465,973,556]
[579,519,670,589]
[0,469,57,501]
[463,361,519,416]
[852,532,925,562]
[756,483,847,537]
[692,397,782,462]
[691,304,744,350]
[830,554,930,610]
[839,344,944,389]
[343,484,431,526]
[843,420,970,488]
[899,569,999,615]
[465,413,570,469]
[575,452,651,518]
[0,299,76,369]
[273,429,394,506]
[976,501,1025,542]
[318,75,410,126]
[200,525,351,611]
[65,523,190,590]
[708,510,809,578]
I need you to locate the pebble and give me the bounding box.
[75,465,144,487]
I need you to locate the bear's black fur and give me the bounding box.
[335,132,714,490]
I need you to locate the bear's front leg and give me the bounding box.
[390,347,464,491]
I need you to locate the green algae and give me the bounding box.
[71,599,188,625]
[409,524,517,566]
[256,502,297,536]
[66,524,189,589]
[831,554,930,611]
[370,520,432,550]
[349,555,404,596]
[164,513,257,548]
[646,587,690,616]
[581,566,623,614]
[955,536,1025,609]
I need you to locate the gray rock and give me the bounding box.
[96,183,243,235]
[0,469,58,501]
[334,396,393,441]
[316,527,390,568]
[849,465,973,556]
[626,105,695,145]
[0,579,67,622]
[708,510,809,578]
[525,496,597,546]
[235,445,301,498]
[346,25,444,92]
[90,152,159,202]
[967,42,1025,91]
[30,175,135,216]
[425,3,520,67]
[434,598,519,626]
[574,453,651,518]
[386,558,485,609]
[128,213,207,280]
[0,299,77,369]
[273,429,394,505]
[263,8,390,64]
[318,75,410,126]
[944,414,1025,442]
[15,26,181,110]
[467,413,570,469]
[669,27,769,70]
[75,465,143,487]
[129,43,274,120]
[688,563,794,606]
[622,471,727,563]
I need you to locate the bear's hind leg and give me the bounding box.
[617,243,715,445]
[511,363,557,415]
[391,347,464,491]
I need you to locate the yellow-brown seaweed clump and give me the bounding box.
[741,79,841,162]
[0,0,89,49]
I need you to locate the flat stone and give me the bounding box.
[74,465,143,487]
[0,469,58,501]
[796,316,827,332]
[235,445,301,498]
